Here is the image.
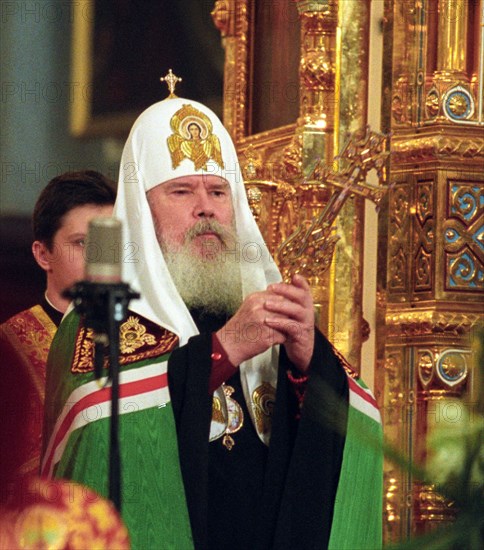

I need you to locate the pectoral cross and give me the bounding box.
[160,69,182,98]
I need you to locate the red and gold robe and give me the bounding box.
[0,304,57,480]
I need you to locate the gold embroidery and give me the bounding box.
[167,104,224,170]
[0,305,56,478]
[119,316,157,353]
[73,327,97,373]
[71,315,178,374]
[30,304,58,341]
[1,305,57,400]
[252,382,275,435]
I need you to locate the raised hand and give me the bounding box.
[216,275,315,372]
[215,290,287,367]
[264,274,315,372]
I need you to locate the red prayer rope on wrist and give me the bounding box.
[286,370,309,385]
[286,369,308,419]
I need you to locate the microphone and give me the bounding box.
[64,216,140,380]
[63,216,139,513]
[84,217,122,284]
[83,217,123,380]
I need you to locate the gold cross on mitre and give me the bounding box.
[160,69,182,98]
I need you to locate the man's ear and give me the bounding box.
[32,240,52,272]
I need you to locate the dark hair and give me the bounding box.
[32,170,116,249]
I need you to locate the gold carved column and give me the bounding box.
[381,0,484,542]
[285,0,340,336]
[212,0,373,370]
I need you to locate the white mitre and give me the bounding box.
[115,96,282,445]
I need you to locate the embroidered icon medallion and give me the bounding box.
[222,385,244,450]
[211,384,244,450]
[167,104,224,171]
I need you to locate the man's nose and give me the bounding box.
[194,191,215,218]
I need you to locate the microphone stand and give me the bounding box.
[64,281,140,513]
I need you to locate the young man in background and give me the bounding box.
[0,170,115,480]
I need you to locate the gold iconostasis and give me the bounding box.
[209,0,483,543]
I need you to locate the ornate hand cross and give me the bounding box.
[277,127,390,280]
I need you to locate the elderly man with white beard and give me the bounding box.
[42,95,383,550]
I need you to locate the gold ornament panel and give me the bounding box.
[388,182,411,294]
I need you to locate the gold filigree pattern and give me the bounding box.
[417,350,434,388]
[383,352,403,428]
[382,350,406,542]
[385,310,483,338]
[447,250,483,291]
[415,249,432,290]
[381,0,482,541]
[392,94,405,123]
[425,89,440,118]
[242,145,263,180]
[300,49,335,91]
[414,181,434,292]
[246,186,263,222]
[388,184,410,292]
[392,135,484,164]
[415,182,433,225]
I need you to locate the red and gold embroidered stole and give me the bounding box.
[0,305,57,476]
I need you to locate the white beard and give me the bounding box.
[160,220,243,316]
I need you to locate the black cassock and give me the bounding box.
[168,309,348,550]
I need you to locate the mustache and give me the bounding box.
[185,219,234,245]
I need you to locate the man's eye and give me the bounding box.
[74,239,85,247]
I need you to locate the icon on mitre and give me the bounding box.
[167,104,224,171]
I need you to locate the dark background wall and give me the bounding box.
[0,1,224,323]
